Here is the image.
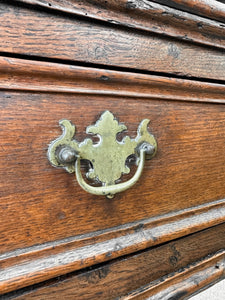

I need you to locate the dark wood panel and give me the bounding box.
[8,224,225,299]
[1,92,225,253]
[16,0,225,49]
[1,3,225,80]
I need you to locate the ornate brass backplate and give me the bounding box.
[48,111,157,198]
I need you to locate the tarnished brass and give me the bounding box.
[48,111,157,198]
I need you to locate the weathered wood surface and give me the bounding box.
[7,224,225,299]
[1,200,224,294]
[1,1,225,297]
[151,0,225,23]
[124,251,225,300]
[1,57,225,293]
[1,56,225,103]
[1,3,225,80]
[15,0,225,50]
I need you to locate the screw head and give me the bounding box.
[58,147,77,163]
[137,142,155,157]
[141,143,155,156]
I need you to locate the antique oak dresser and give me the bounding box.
[0,0,225,299]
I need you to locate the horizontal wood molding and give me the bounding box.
[15,0,225,50]
[4,224,225,299]
[1,56,225,103]
[123,251,225,300]
[151,0,225,23]
[0,199,225,294]
[1,3,225,80]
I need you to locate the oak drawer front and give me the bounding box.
[1,57,225,293]
[1,2,225,81]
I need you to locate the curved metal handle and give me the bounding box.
[75,149,146,199]
[48,111,157,198]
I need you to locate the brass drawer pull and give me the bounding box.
[48,111,157,198]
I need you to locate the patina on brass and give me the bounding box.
[48,111,157,198]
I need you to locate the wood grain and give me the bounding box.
[16,0,225,50]
[1,3,225,80]
[7,223,225,299]
[124,251,225,300]
[151,0,225,23]
[1,90,225,252]
[0,201,224,294]
[1,56,225,103]
[1,1,225,298]
[1,65,225,292]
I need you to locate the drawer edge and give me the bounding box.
[123,251,225,300]
[1,56,225,104]
[0,198,225,294]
